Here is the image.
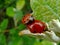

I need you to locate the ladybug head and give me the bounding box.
[22,14,34,24]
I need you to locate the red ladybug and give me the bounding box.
[22,14,47,33]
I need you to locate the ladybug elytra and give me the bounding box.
[22,14,47,33]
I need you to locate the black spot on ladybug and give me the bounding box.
[27,19,29,21]
[24,21,25,22]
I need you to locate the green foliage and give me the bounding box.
[9,28,17,35]
[33,39,53,45]
[13,10,24,27]
[17,23,26,31]
[14,10,23,22]
[5,0,13,4]
[6,7,15,17]
[30,0,60,22]
[9,29,23,45]
[8,38,23,45]
[22,36,36,45]
[0,34,6,45]
[41,40,53,45]
[0,0,4,9]
[9,28,23,45]
[0,19,8,33]
[16,0,25,10]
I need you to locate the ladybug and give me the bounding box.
[22,14,47,33]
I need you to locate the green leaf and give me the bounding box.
[0,34,6,45]
[9,30,23,45]
[9,29,16,35]
[22,36,35,45]
[8,38,23,45]
[34,40,41,45]
[0,0,5,9]
[30,0,60,22]
[5,0,12,4]
[6,7,15,17]
[14,11,23,27]
[17,23,26,31]
[33,39,53,45]
[0,19,8,32]
[14,11,23,22]
[16,0,25,10]
[41,40,53,45]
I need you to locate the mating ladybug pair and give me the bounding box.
[22,14,48,33]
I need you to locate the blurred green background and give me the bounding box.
[0,0,60,45]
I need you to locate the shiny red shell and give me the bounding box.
[26,20,46,33]
[22,14,46,33]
